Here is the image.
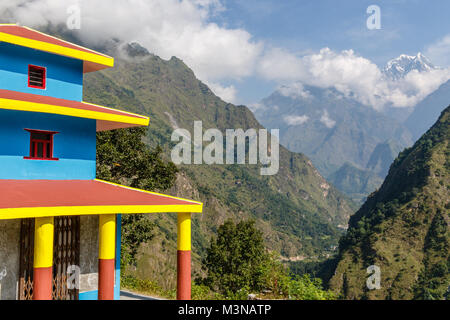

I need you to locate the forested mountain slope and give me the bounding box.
[330,106,450,300]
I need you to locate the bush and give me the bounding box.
[191,284,216,300]
[121,274,176,298]
[288,275,336,300]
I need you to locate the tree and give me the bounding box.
[96,127,179,267]
[201,219,337,300]
[96,127,178,190]
[202,219,269,295]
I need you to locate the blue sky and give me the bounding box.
[215,0,449,64]
[208,0,450,104]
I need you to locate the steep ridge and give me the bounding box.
[330,106,450,299]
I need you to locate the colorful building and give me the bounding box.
[0,24,202,300]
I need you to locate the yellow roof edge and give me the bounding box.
[0,97,149,127]
[0,25,114,69]
[95,179,203,205]
[0,204,203,220]
[82,100,150,120]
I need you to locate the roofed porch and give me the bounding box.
[0,179,202,300]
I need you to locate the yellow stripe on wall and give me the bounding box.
[177,212,191,251]
[33,216,54,268]
[99,214,116,260]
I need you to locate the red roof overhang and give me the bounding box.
[0,179,203,220]
[0,89,149,131]
[0,25,114,73]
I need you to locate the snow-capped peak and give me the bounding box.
[383,53,436,80]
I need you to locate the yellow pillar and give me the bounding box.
[177,212,191,300]
[33,216,54,300]
[98,214,116,300]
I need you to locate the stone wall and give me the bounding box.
[79,215,99,293]
[0,219,20,300]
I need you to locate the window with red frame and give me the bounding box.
[28,65,46,89]
[24,129,59,160]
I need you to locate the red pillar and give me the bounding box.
[33,267,53,300]
[98,259,115,300]
[177,250,191,300]
[98,214,116,300]
[177,212,191,300]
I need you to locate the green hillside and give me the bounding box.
[329,106,450,300]
[82,47,356,290]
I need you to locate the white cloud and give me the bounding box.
[258,47,308,81]
[258,47,450,110]
[277,82,312,99]
[207,81,237,103]
[283,115,309,126]
[248,103,279,114]
[248,102,265,113]
[386,68,450,107]
[425,35,450,67]
[259,47,387,109]
[320,110,336,128]
[0,0,262,102]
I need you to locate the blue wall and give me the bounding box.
[0,42,83,101]
[0,109,96,179]
[114,214,122,300]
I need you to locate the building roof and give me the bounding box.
[0,89,149,131]
[0,24,114,73]
[0,179,203,220]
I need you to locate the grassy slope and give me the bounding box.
[84,53,357,290]
[329,106,450,299]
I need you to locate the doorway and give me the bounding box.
[18,216,80,300]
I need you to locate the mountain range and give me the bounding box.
[383,52,436,80]
[255,83,413,202]
[254,53,449,203]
